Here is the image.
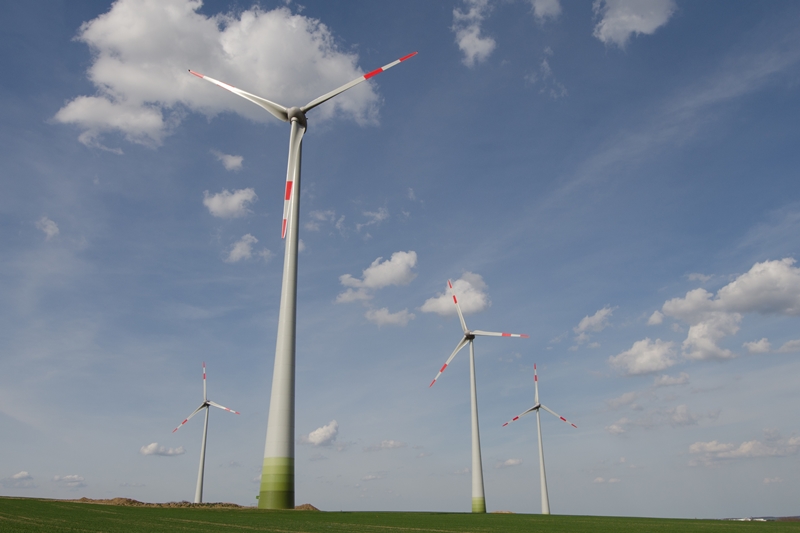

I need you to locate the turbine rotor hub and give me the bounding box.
[286,107,307,128]
[465,333,475,340]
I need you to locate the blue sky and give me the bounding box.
[2,0,800,518]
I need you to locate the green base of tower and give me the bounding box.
[257,457,294,509]
[472,497,486,513]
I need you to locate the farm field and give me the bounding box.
[1,497,799,533]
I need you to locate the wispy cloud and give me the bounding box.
[593,0,677,48]
[140,443,185,456]
[452,0,496,67]
[35,217,60,241]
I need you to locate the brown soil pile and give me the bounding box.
[294,503,319,511]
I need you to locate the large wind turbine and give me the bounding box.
[429,280,528,513]
[503,363,576,514]
[173,362,240,504]
[189,52,416,509]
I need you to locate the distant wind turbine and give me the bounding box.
[429,280,528,513]
[503,363,576,514]
[189,51,416,509]
[173,362,240,504]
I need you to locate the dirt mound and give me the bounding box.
[294,503,320,511]
[491,510,514,514]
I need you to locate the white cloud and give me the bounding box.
[593,477,606,483]
[574,306,615,344]
[593,0,677,48]
[608,478,622,483]
[495,458,523,468]
[647,310,664,325]
[210,150,243,171]
[1,471,36,489]
[421,272,490,316]
[365,308,415,327]
[54,1,382,149]
[653,372,689,387]
[530,0,561,21]
[605,418,630,435]
[661,259,800,361]
[337,251,417,304]
[224,234,266,263]
[35,217,60,240]
[203,188,256,218]
[764,477,783,484]
[690,432,800,466]
[744,338,771,354]
[301,420,338,447]
[356,208,389,232]
[607,391,638,409]
[609,338,676,375]
[452,0,496,67]
[365,440,407,452]
[52,474,87,488]
[667,404,700,427]
[139,443,186,456]
[688,273,712,283]
[777,339,800,353]
[305,210,336,232]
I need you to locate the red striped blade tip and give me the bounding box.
[571,424,578,428]
[447,280,453,288]
[502,422,509,427]
[400,52,418,62]
[188,70,204,78]
[521,334,530,338]
[429,379,436,388]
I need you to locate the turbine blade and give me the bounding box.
[540,404,577,428]
[534,363,539,405]
[471,330,529,338]
[281,122,305,238]
[188,70,289,122]
[301,52,418,113]
[502,406,538,427]
[202,362,207,402]
[208,400,240,415]
[429,336,469,387]
[448,280,469,334]
[172,404,205,433]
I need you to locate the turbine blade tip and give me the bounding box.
[521,334,530,338]
[429,380,436,388]
[400,52,418,61]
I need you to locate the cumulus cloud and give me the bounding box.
[364,440,407,452]
[495,458,523,468]
[667,404,700,427]
[593,0,677,48]
[609,338,676,375]
[452,0,496,67]
[574,306,615,345]
[54,1,382,149]
[203,188,256,218]
[530,0,561,21]
[604,418,630,435]
[210,150,243,171]
[653,372,689,387]
[300,420,339,447]
[224,234,268,263]
[52,474,87,488]
[690,431,800,466]
[1,471,36,489]
[647,310,664,325]
[744,338,771,354]
[140,443,186,456]
[421,272,490,316]
[777,339,800,353]
[365,308,415,327]
[35,217,60,240]
[660,258,800,361]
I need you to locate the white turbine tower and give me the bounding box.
[429,279,528,513]
[503,363,576,514]
[189,51,416,509]
[173,362,240,504]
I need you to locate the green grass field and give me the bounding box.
[1,497,799,533]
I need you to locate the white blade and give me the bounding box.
[534,363,539,405]
[502,405,538,427]
[471,330,529,338]
[173,404,205,433]
[429,337,469,387]
[202,362,207,402]
[188,70,289,122]
[208,400,240,415]
[281,122,305,239]
[448,280,468,334]
[301,52,417,113]
[540,404,578,428]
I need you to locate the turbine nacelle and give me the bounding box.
[286,107,307,128]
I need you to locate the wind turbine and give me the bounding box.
[503,363,576,515]
[189,51,416,509]
[173,362,240,504]
[429,280,528,513]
